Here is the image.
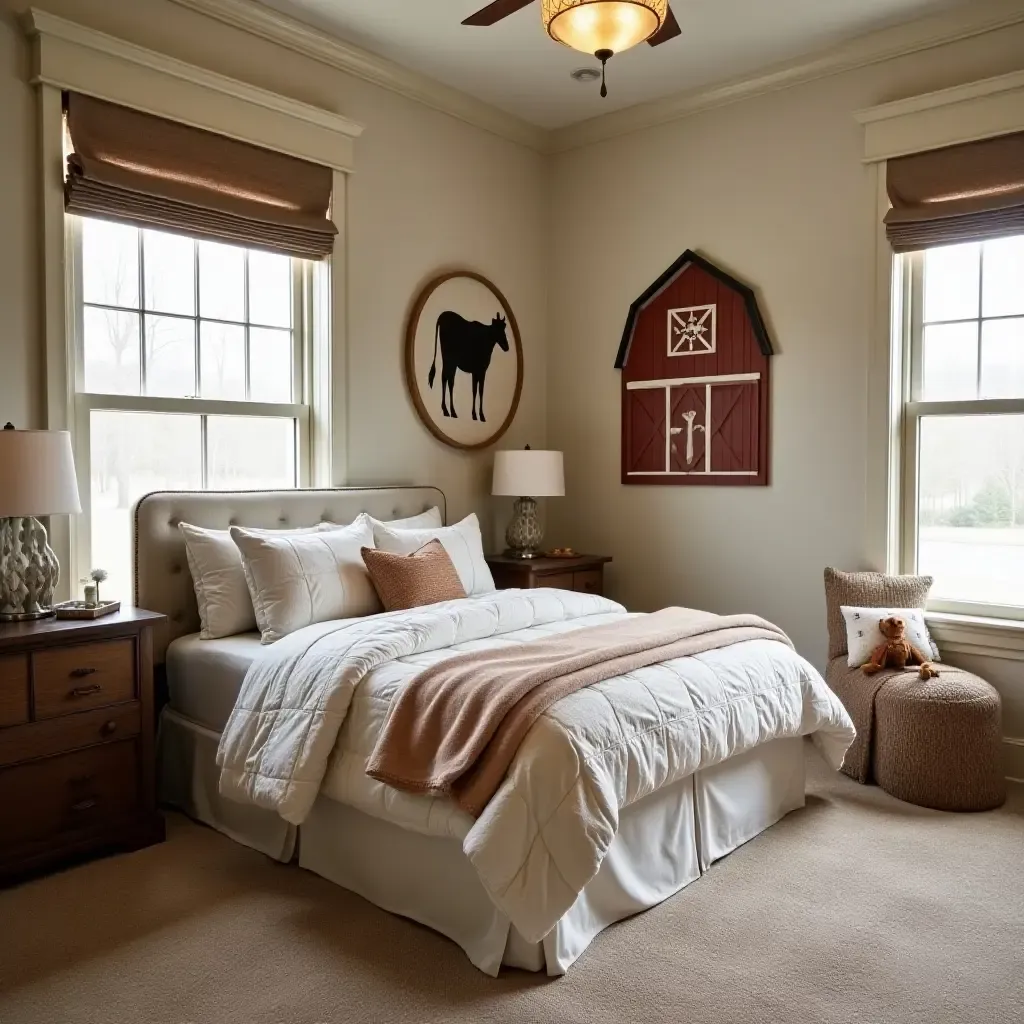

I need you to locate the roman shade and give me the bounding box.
[885,131,1024,252]
[64,93,337,260]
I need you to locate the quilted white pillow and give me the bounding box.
[231,518,380,644]
[841,606,940,669]
[180,522,324,640]
[372,513,495,596]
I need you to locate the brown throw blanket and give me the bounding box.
[824,658,892,782]
[365,607,794,816]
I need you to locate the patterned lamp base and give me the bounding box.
[0,516,60,621]
[504,496,544,559]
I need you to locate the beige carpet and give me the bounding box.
[1,746,1021,1024]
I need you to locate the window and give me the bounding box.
[900,235,1024,618]
[70,216,312,600]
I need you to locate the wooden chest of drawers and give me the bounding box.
[0,609,165,882]
[485,554,612,595]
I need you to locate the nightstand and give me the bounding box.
[486,554,612,596]
[0,608,165,882]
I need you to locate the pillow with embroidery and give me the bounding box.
[841,606,940,669]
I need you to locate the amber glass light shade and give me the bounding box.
[542,0,667,55]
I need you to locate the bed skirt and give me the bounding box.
[159,708,806,976]
[158,708,296,862]
[300,737,807,976]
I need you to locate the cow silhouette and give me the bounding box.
[428,310,509,422]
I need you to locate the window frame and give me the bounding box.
[897,246,1024,622]
[66,214,314,585]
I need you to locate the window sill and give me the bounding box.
[925,612,1024,662]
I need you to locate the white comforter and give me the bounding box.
[218,590,854,942]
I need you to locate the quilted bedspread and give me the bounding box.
[217,590,854,942]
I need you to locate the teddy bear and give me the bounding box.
[861,616,939,680]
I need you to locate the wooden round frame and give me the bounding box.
[404,270,524,451]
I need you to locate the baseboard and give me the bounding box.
[1004,737,1024,782]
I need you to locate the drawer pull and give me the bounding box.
[70,667,98,678]
[100,720,118,736]
[70,798,98,813]
[70,684,102,698]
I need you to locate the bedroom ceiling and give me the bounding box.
[256,0,967,129]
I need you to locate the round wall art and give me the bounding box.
[405,271,524,451]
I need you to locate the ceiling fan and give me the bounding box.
[462,1,682,97]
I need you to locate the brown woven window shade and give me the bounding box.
[64,93,337,261]
[885,131,1024,253]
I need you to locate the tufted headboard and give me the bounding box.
[133,486,446,663]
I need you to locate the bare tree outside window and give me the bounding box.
[76,217,303,601]
[910,236,1024,612]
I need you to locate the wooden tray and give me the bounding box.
[54,600,121,620]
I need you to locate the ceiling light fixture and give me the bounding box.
[542,0,667,95]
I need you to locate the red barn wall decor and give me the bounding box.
[615,250,773,487]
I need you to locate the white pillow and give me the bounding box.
[231,518,380,644]
[372,513,495,597]
[841,606,940,669]
[180,522,324,640]
[357,507,443,531]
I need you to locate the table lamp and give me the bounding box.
[0,424,82,620]
[492,446,565,558]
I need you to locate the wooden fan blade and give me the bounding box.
[462,0,536,27]
[648,5,681,45]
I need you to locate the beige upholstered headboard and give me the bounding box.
[133,486,446,663]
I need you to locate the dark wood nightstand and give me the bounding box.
[486,554,612,596]
[0,608,165,883]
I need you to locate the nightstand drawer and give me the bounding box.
[0,655,29,727]
[535,572,575,590]
[574,570,603,595]
[32,640,136,719]
[0,741,140,851]
[0,704,141,768]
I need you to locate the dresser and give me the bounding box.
[485,554,612,595]
[0,609,165,882]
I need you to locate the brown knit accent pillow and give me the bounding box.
[361,540,467,612]
[823,567,933,660]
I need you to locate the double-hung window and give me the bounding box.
[59,91,339,602]
[70,216,313,599]
[899,235,1024,618]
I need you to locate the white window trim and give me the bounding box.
[859,70,1024,643]
[24,9,362,599]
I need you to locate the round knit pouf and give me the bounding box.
[872,669,1006,811]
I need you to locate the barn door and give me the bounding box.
[708,381,759,475]
[624,389,666,474]
[668,385,707,473]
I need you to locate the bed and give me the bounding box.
[139,487,853,976]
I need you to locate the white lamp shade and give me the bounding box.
[0,428,82,517]
[492,449,565,498]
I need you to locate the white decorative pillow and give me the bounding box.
[180,522,324,640]
[372,513,495,597]
[355,507,443,532]
[231,518,380,644]
[841,606,940,669]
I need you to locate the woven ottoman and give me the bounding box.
[872,670,1006,811]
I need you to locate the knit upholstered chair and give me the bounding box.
[823,568,1005,812]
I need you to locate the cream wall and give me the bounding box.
[546,24,1024,762]
[0,1,1021,767]
[0,0,549,541]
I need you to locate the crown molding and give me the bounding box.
[24,7,362,170]
[551,0,1024,152]
[168,0,548,153]
[164,0,1024,157]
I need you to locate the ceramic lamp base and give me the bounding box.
[0,516,60,621]
[504,496,544,559]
